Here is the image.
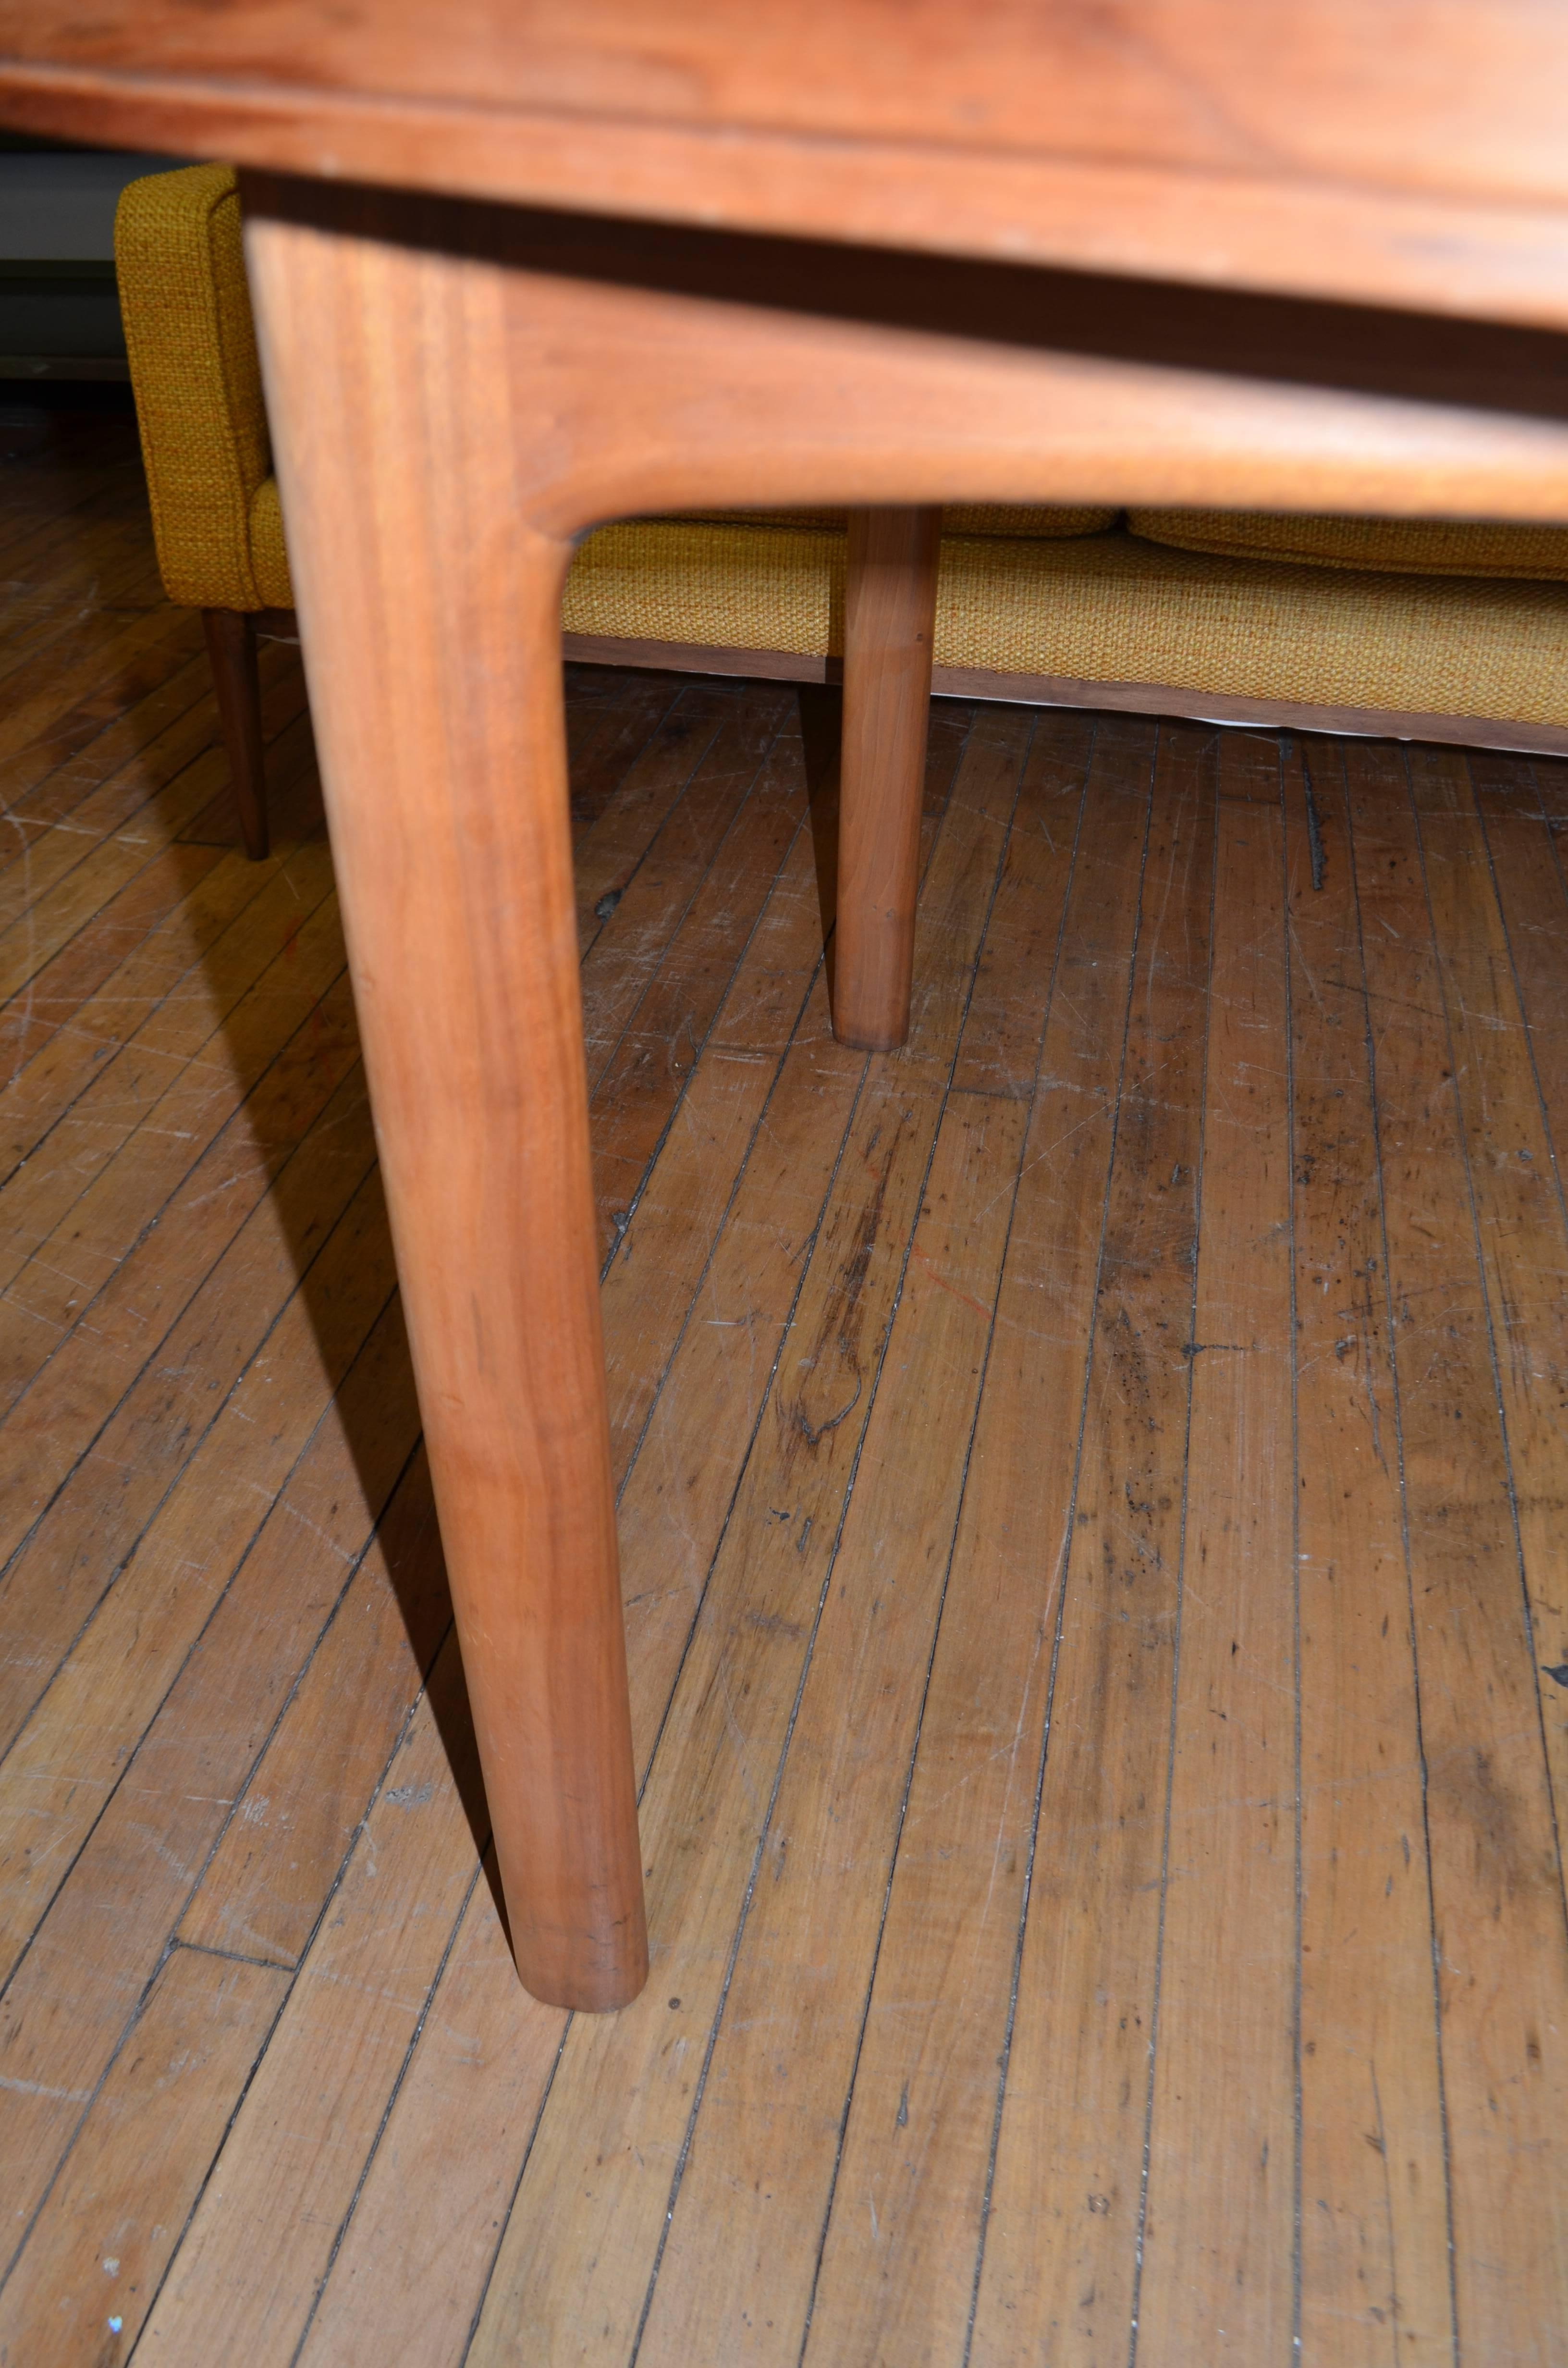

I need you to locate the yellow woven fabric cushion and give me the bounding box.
[116,163,272,611]
[563,519,1568,727]
[567,520,847,654]
[671,505,1115,538]
[249,478,294,609]
[1127,508,1568,582]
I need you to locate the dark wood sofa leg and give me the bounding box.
[833,506,942,1052]
[203,607,270,860]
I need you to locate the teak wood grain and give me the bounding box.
[10,1,1568,327]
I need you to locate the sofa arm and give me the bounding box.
[115,162,272,612]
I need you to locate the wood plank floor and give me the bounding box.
[2,411,1567,2368]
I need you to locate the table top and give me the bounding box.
[4,2,1568,329]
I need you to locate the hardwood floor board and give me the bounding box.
[0,770,338,1274]
[294,1859,566,2368]
[598,822,841,1469]
[467,700,1026,2368]
[608,955,864,1728]
[0,602,207,781]
[0,492,142,600]
[0,1275,422,2248]
[947,706,1087,1100]
[0,619,209,856]
[0,1155,399,1977]
[0,715,322,1160]
[0,644,303,947]
[658,717,1123,2368]
[0,1052,377,1757]
[611,706,1021,1774]
[569,682,768,952]
[964,719,1210,2368]
[0,823,335,1196]
[587,705,809,1251]
[0,1944,289,2367]
[578,681,794,1072]
[1465,744,1549,821]
[1348,742,1568,2362]
[0,740,223,992]
[0,940,360,1513]
[176,1442,449,1968]
[0,630,288,894]
[0,530,168,689]
[805,712,1144,2368]
[0,832,228,1091]
[1217,721,1288,802]
[1286,735,1454,2366]
[0,455,134,573]
[1133,787,1298,2364]
[637,1088,1028,2368]
[564,662,686,832]
[1407,744,1568,1886]
[1497,757,1568,833]
[600,708,1010,1810]
[1472,781,1568,1268]
[132,1628,485,2368]
[1,541,166,659]
[174,691,322,852]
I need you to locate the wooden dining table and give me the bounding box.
[4,0,1568,2013]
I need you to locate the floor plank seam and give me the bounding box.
[1343,741,1463,2359]
[1283,734,1307,2361]
[1122,728,1218,2368]
[169,1937,295,1974]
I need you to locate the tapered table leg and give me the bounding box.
[833,506,942,1052]
[244,201,647,2012]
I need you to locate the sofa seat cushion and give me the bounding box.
[1127,508,1568,581]
[670,505,1118,538]
[563,518,1568,727]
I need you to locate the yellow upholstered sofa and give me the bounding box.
[116,163,1568,856]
